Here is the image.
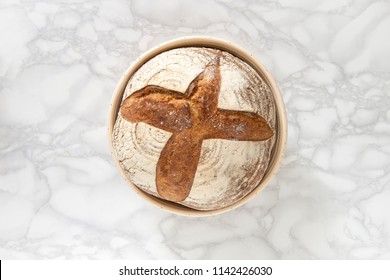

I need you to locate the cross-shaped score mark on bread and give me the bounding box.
[120,52,273,202]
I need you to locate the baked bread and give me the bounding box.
[112,47,276,211]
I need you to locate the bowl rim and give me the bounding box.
[107,36,287,216]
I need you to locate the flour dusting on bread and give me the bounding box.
[112,47,276,211]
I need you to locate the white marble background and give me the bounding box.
[0,0,390,259]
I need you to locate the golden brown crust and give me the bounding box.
[204,109,273,141]
[119,53,273,203]
[156,129,203,201]
[186,55,221,119]
[120,85,192,133]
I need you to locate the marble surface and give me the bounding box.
[1,0,390,260]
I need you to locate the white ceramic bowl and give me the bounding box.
[108,36,287,216]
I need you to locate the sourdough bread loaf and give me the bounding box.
[112,47,276,211]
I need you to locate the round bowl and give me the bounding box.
[108,36,287,216]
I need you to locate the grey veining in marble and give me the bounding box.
[1,0,390,259]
